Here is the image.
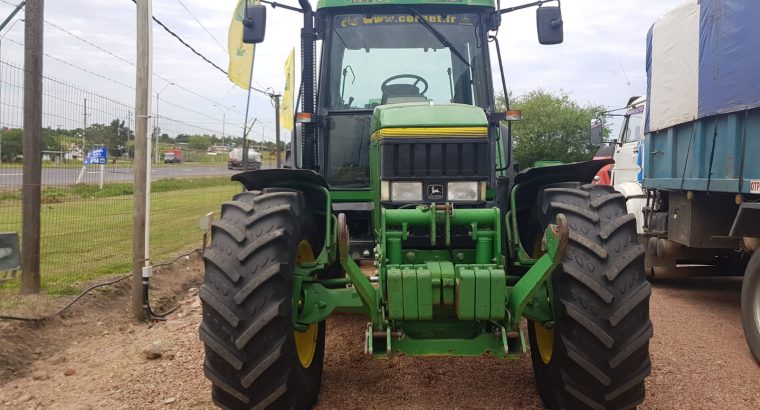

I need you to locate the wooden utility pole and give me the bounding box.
[132,0,152,320]
[274,94,281,168]
[21,0,43,294]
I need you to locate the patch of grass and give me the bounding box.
[35,176,232,203]
[0,191,20,201]
[0,177,240,296]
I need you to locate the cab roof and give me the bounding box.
[316,0,496,11]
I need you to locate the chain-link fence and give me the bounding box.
[0,59,246,318]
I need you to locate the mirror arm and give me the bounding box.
[499,0,558,14]
[259,0,304,14]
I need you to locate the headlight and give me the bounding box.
[390,182,422,202]
[447,181,479,201]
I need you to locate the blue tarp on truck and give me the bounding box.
[644,0,760,194]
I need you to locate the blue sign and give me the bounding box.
[84,147,107,165]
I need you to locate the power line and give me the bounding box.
[174,0,227,53]
[127,0,276,98]
[0,38,226,124]
[44,20,134,66]
[0,58,227,136]
[129,0,227,76]
[2,36,135,90]
[43,18,244,116]
[0,0,22,7]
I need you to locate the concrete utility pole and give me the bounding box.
[155,82,171,163]
[133,0,153,320]
[127,110,132,157]
[21,0,43,294]
[274,94,281,168]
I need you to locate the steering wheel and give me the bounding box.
[381,74,429,96]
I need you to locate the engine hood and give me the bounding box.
[370,102,488,135]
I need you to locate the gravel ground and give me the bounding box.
[1,264,759,409]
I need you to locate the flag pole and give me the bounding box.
[241,47,255,170]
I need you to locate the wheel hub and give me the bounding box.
[533,322,554,364]
[295,240,318,368]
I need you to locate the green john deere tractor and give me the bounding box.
[200,1,653,409]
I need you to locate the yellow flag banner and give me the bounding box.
[280,48,296,131]
[228,0,257,90]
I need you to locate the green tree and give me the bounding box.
[188,135,212,151]
[498,89,605,168]
[0,128,23,161]
[83,120,130,156]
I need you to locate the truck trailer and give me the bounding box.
[640,0,760,363]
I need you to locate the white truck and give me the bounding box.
[227,147,262,170]
[592,96,647,236]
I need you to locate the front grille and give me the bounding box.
[380,139,490,180]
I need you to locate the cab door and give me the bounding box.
[612,103,645,185]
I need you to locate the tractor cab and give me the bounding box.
[310,5,498,191]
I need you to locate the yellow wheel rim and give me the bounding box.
[294,240,318,368]
[534,322,554,365]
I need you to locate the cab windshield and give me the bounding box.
[323,10,490,187]
[327,12,488,110]
[621,106,644,143]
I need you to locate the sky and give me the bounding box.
[0,0,687,142]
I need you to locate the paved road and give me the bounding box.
[0,164,262,187]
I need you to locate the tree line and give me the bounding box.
[0,120,285,162]
[2,89,607,164]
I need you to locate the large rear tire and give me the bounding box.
[528,183,653,409]
[200,188,325,409]
[741,250,760,364]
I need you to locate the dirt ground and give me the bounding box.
[1,260,759,409]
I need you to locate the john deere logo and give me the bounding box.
[427,184,443,200]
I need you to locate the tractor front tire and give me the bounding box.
[528,183,653,409]
[741,250,760,364]
[200,189,325,409]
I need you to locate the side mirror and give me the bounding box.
[536,6,563,45]
[590,119,604,146]
[242,5,267,44]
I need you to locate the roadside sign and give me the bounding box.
[77,147,108,188]
[84,147,107,165]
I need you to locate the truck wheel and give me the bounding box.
[528,183,653,409]
[741,250,760,364]
[200,188,325,409]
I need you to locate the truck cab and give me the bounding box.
[592,96,647,235]
[612,96,645,186]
